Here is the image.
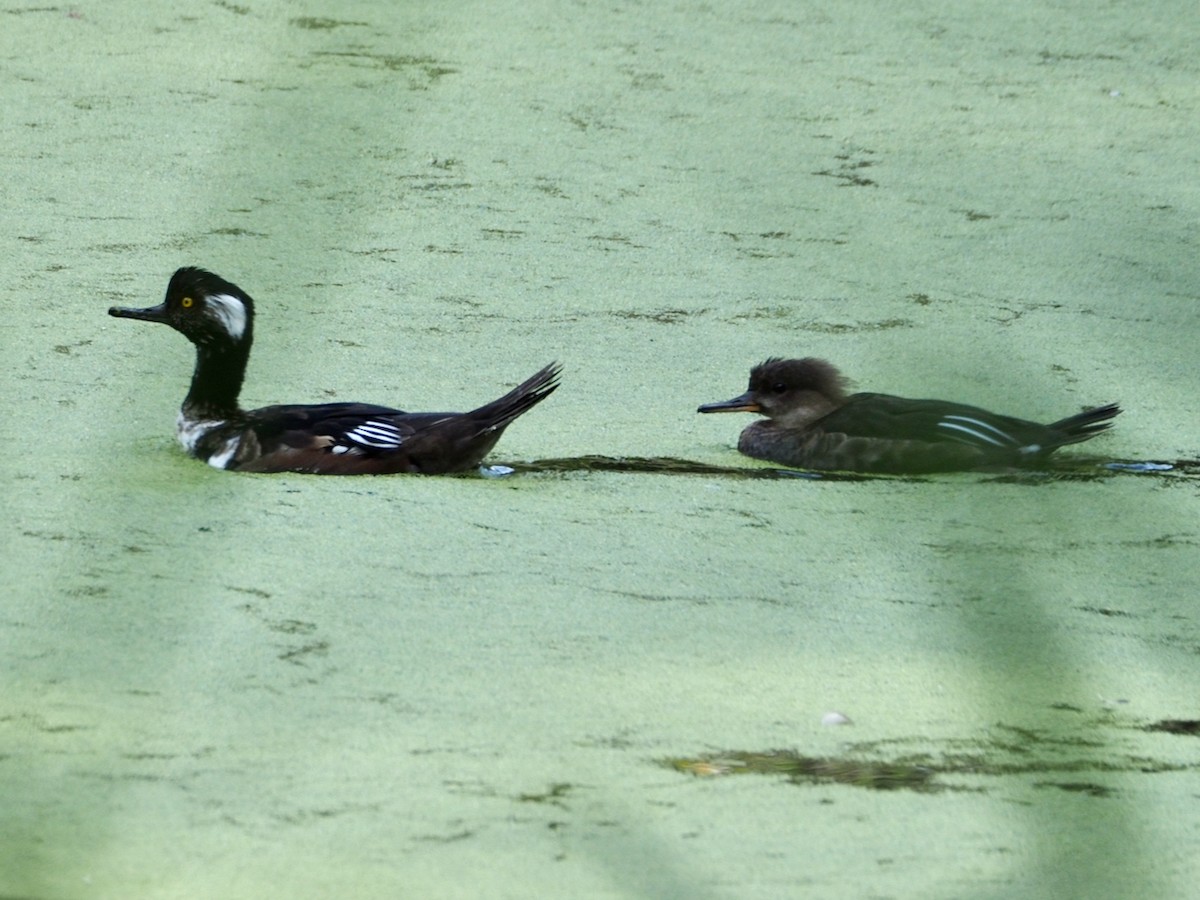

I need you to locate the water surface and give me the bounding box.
[4,2,1199,897]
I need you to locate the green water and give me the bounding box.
[4,2,1199,897]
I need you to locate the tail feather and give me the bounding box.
[474,362,562,433]
[1048,402,1121,446]
[393,362,561,473]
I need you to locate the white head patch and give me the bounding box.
[207,293,248,341]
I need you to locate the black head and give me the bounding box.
[698,357,849,424]
[109,267,255,348]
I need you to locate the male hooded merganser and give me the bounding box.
[109,267,560,474]
[698,357,1120,474]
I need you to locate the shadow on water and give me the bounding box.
[501,455,1200,482]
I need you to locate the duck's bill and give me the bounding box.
[697,393,761,414]
[109,302,168,323]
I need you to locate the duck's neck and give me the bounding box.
[181,337,251,420]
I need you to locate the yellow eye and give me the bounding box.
[181,296,195,309]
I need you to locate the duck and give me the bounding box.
[697,357,1120,474]
[109,267,560,474]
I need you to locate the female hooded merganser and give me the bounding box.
[698,357,1120,474]
[109,267,560,475]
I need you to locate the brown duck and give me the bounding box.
[698,357,1119,474]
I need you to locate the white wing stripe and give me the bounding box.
[941,415,1018,443]
[937,415,1018,448]
[343,420,406,449]
[936,415,1012,444]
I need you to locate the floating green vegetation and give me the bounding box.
[516,783,575,808]
[611,308,710,324]
[667,751,941,792]
[290,17,369,30]
[208,226,267,237]
[813,149,878,187]
[792,317,913,333]
[664,720,1200,794]
[303,51,458,87]
[720,310,913,332]
[1145,719,1200,736]
[1034,781,1114,797]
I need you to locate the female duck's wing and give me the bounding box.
[817,393,1047,450]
